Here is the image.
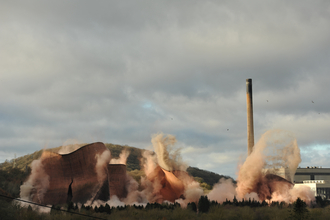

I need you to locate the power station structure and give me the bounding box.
[146,165,192,202]
[245,79,330,199]
[24,142,192,205]
[28,142,127,205]
[23,79,329,204]
[244,79,295,201]
[246,78,254,155]
[294,167,330,199]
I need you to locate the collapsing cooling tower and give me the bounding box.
[146,165,193,202]
[255,174,294,201]
[27,142,127,205]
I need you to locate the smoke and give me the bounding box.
[58,139,84,154]
[235,129,314,204]
[206,130,314,205]
[141,133,202,205]
[208,178,237,203]
[88,174,148,208]
[20,153,50,203]
[134,150,165,202]
[110,149,130,165]
[141,150,158,177]
[285,185,315,205]
[86,133,202,208]
[90,196,126,208]
[95,150,111,183]
[151,133,187,172]
[176,181,204,208]
[123,174,148,204]
[21,130,316,210]
[261,130,301,182]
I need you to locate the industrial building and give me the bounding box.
[245,79,328,200]
[294,167,330,199]
[261,167,330,199]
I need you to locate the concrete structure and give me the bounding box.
[146,165,193,202]
[246,78,254,155]
[29,142,127,205]
[108,164,128,199]
[262,167,293,182]
[26,142,191,205]
[294,167,330,199]
[251,173,294,201]
[263,167,330,198]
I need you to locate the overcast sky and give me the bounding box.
[1,1,330,179]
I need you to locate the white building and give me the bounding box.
[294,167,330,199]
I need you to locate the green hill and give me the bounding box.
[104,143,144,171]
[0,143,234,197]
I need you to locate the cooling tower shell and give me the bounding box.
[108,164,127,199]
[146,165,190,202]
[255,174,294,201]
[28,142,127,205]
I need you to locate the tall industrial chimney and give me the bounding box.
[246,79,254,155]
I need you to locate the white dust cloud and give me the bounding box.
[89,133,203,208]
[110,149,130,165]
[208,129,315,205]
[95,150,111,183]
[57,139,85,154]
[20,154,50,204]
[151,133,187,172]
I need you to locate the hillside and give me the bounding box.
[0,143,234,197]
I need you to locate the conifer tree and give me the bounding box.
[198,195,210,213]
[291,198,309,220]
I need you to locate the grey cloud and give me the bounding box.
[1,1,330,178]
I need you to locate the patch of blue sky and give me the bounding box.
[142,102,153,109]
[300,144,330,154]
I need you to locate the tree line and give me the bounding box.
[2,193,330,220]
